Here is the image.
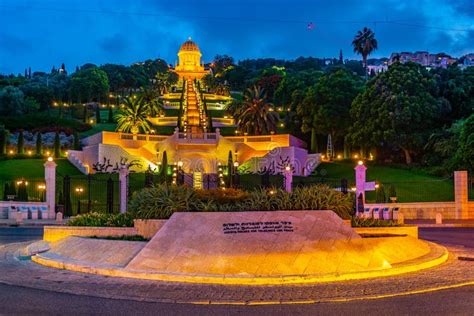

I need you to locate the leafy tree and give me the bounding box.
[54,131,61,158]
[17,130,24,154]
[0,86,36,115]
[70,68,109,103]
[348,62,441,164]
[311,69,363,155]
[297,87,319,152]
[274,70,322,107]
[211,55,235,76]
[115,96,152,134]
[453,114,474,173]
[352,27,378,76]
[235,86,279,135]
[431,65,474,122]
[35,132,42,155]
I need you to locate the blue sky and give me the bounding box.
[0,0,473,74]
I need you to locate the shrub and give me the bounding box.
[128,184,202,219]
[129,184,353,220]
[67,212,134,227]
[195,188,248,204]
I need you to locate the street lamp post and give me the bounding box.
[75,187,84,214]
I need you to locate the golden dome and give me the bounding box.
[180,37,200,52]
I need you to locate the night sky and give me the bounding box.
[0,0,473,74]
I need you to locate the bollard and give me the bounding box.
[15,212,23,225]
[435,213,443,225]
[397,213,405,225]
[56,212,63,224]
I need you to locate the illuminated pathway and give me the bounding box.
[183,80,206,134]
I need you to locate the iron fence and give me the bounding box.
[238,174,284,191]
[292,176,352,192]
[56,174,120,216]
[0,179,47,202]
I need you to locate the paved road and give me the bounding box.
[0,282,472,315]
[0,226,43,245]
[420,227,474,249]
[0,226,472,315]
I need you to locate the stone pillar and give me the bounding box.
[454,171,469,219]
[119,167,129,214]
[284,167,293,193]
[355,161,367,213]
[44,157,57,220]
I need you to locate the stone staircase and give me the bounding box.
[67,150,90,174]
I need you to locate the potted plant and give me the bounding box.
[388,184,397,203]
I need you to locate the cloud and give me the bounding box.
[0,0,472,74]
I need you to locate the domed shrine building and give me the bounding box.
[174,37,209,79]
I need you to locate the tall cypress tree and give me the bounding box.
[108,106,114,123]
[17,182,28,202]
[35,132,43,156]
[17,130,24,155]
[95,106,101,124]
[0,126,8,155]
[73,132,80,150]
[160,150,168,183]
[83,106,88,123]
[54,131,61,158]
[2,183,9,200]
[227,150,233,187]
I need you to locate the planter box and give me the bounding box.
[44,226,138,242]
[133,219,167,239]
[354,226,418,239]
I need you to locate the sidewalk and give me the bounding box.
[0,219,64,227]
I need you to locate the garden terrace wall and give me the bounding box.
[44,226,138,242]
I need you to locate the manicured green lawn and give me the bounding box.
[0,159,82,180]
[164,109,179,116]
[313,161,454,203]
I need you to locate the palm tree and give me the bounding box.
[352,27,378,77]
[115,96,152,134]
[235,86,279,135]
[141,87,164,117]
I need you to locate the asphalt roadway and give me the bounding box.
[0,226,473,315]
